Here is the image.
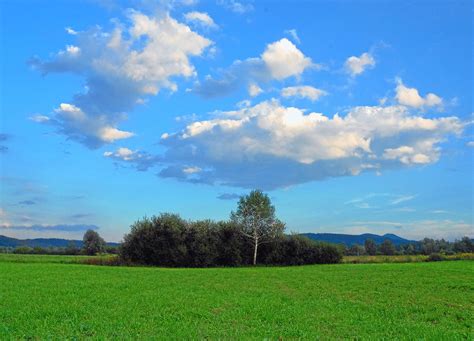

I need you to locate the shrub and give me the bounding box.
[13,246,34,254]
[426,253,446,262]
[82,230,106,255]
[119,213,342,267]
[120,214,188,266]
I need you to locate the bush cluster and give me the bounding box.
[119,214,342,267]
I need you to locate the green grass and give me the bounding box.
[0,255,472,339]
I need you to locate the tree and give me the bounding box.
[347,244,365,256]
[453,236,474,253]
[231,190,285,265]
[380,239,396,255]
[82,229,106,255]
[364,238,377,255]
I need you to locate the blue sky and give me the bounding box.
[0,0,472,242]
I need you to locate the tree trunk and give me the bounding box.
[253,237,258,265]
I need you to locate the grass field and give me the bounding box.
[0,255,472,339]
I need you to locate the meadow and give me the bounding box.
[0,254,472,339]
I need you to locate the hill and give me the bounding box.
[0,235,119,248]
[302,233,415,246]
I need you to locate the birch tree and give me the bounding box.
[231,190,285,265]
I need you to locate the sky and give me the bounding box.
[0,0,472,242]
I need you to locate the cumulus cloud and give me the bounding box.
[261,38,312,80]
[194,38,314,98]
[184,11,218,28]
[281,86,327,101]
[156,100,462,189]
[395,80,443,109]
[248,83,263,97]
[103,147,160,171]
[31,11,212,148]
[345,52,375,76]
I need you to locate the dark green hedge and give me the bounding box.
[119,214,342,267]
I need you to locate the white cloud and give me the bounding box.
[248,83,263,97]
[104,147,159,171]
[467,141,474,147]
[383,146,432,165]
[194,38,314,98]
[217,0,253,14]
[65,27,78,35]
[183,166,202,174]
[31,11,212,148]
[184,11,218,28]
[281,86,327,101]
[395,80,443,108]
[29,115,51,123]
[344,52,375,76]
[65,45,80,55]
[42,103,134,147]
[158,100,462,189]
[390,195,416,205]
[261,38,312,80]
[284,29,300,44]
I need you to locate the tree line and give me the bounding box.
[342,236,474,256]
[2,190,472,266]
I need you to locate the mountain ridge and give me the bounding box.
[301,233,416,246]
[0,235,119,248]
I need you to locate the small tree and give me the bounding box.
[82,229,106,255]
[347,244,365,256]
[380,239,396,255]
[364,238,377,255]
[231,190,285,265]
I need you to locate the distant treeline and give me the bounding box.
[2,190,472,268]
[341,237,474,256]
[0,244,119,256]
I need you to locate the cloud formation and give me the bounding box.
[281,86,327,101]
[157,100,462,189]
[104,147,160,171]
[395,80,443,109]
[193,38,314,98]
[184,11,218,28]
[31,11,212,148]
[345,52,375,76]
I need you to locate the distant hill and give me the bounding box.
[302,233,416,246]
[0,235,119,248]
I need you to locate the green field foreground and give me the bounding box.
[0,255,473,339]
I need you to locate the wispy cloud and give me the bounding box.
[390,195,416,205]
[0,224,99,232]
[217,193,241,200]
